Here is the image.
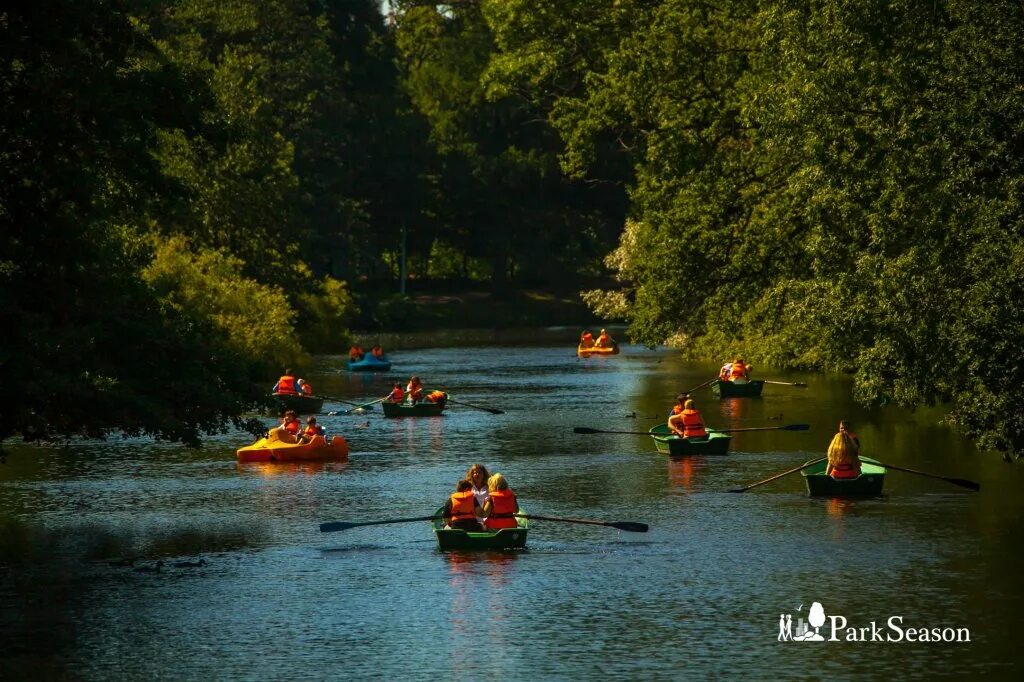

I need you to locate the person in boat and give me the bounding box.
[594,328,615,349]
[466,463,491,507]
[270,410,301,443]
[349,345,365,362]
[371,345,385,360]
[299,416,325,443]
[482,473,519,530]
[579,330,595,349]
[272,369,298,395]
[425,390,447,407]
[385,383,404,403]
[825,421,862,479]
[667,399,708,439]
[670,393,689,416]
[297,378,313,396]
[406,376,424,402]
[442,479,483,531]
[718,362,732,380]
[728,357,750,383]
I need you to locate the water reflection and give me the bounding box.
[667,457,697,494]
[235,461,349,478]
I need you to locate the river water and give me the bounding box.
[2,345,1022,679]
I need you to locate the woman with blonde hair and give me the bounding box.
[825,421,862,479]
[482,473,520,530]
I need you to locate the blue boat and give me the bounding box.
[347,355,392,372]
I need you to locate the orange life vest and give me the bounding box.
[372,347,384,359]
[729,363,747,380]
[595,333,612,348]
[349,346,364,360]
[448,490,477,522]
[303,425,322,438]
[485,489,518,529]
[580,333,595,349]
[680,409,707,438]
[276,375,297,394]
[426,390,446,403]
[282,418,301,435]
[672,405,683,415]
[300,382,312,395]
[387,387,404,402]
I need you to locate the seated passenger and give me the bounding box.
[579,330,595,349]
[272,369,298,395]
[270,410,301,443]
[667,399,708,439]
[371,345,385,359]
[349,345,365,362]
[425,390,447,407]
[406,376,424,402]
[297,378,313,396]
[594,328,614,348]
[386,383,405,403]
[482,473,519,530]
[300,416,325,443]
[728,357,750,383]
[718,362,732,380]
[825,421,862,479]
[443,479,483,531]
[670,393,688,416]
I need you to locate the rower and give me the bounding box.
[371,345,385,359]
[385,383,404,403]
[272,369,298,395]
[443,479,483,531]
[594,328,614,348]
[825,421,862,479]
[667,399,708,439]
[349,345,365,362]
[482,473,519,530]
[670,393,688,416]
[579,330,595,349]
[728,357,750,383]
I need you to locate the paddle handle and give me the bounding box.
[763,381,808,387]
[729,457,826,493]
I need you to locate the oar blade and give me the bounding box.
[780,423,810,431]
[573,427,599,434]
[948,478,980,491]
[609,521,649,533]
[320,521,358,533]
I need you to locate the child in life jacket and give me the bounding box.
[386,383,404,402]
[406,376,424,402]
[300,416,325,443]
[271,410,301,443]
[443,479,482,531]
[482,473,519,530]
[425,390,447,407]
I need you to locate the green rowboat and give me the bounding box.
[381,392,448,418]
[711,379,765,398]
[801,457,886,497]
[271,393,324,415]
[431,507,528,551]
[648,423,732,456]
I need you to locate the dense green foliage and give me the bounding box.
[482,0,1024,457]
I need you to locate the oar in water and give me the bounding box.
[340,397,386,415]
[727,458,827,493]
[320,513,648,534]
[573,424,809,436]
[511,513,647,533]
[445,397,505,415]
[763,380,808,388]
[317,394,376,409]
[682,377,718,394]
[872,461,980,491]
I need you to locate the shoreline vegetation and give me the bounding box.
[5,1,1024,459]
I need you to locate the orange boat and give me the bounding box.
[236,433,349,463]
[578,344,619,358]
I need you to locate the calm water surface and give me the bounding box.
[2,345,1023,679]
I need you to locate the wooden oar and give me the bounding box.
[683,377,718,394]
[727,458,826,493]
[318,394,376,409]
[340,397,386,415]
[321,513,649,534]
[446,397,505,415]
[511,513,647,533]
[320,515,439,532]
[763,380,808,388]
[573,424,808,436]
[872,461,980,491]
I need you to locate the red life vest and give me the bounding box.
[276,375,297,394]
[349,346,363,361]
[484,489,518,529]
[680,409,707,438]
[426,391,446,403]
[448,490,476,522]
[372,347,384,359]
[595,333,612,348]
[300,382,312,395]
[830,462,861,479]
[388,387,404,402]
[671,405,683,415]
[303,425,322,439]
[729,363,747,380]
[282,418,300,435]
